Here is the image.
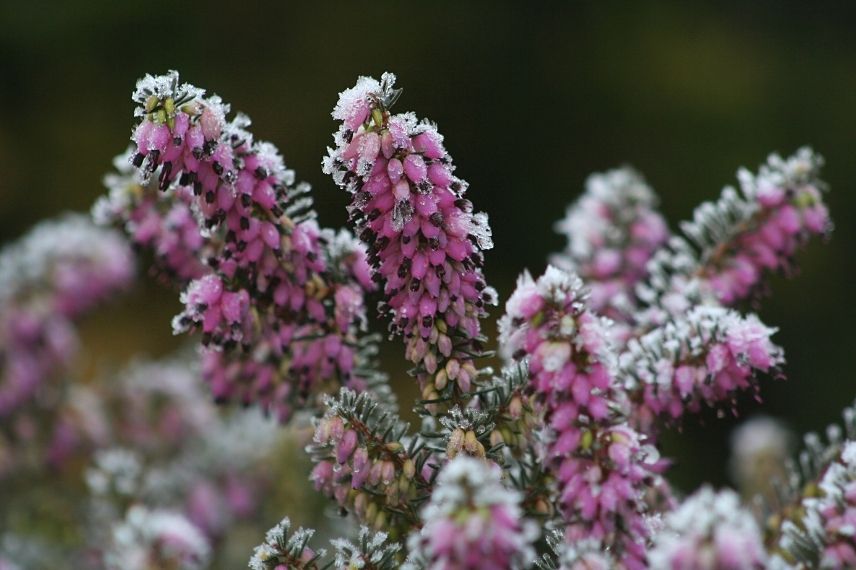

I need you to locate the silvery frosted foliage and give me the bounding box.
[118,70,386,423]
[638,148,829,326]
[249,517,325,570]
[323,72,497,409]
[405,456,538,570]
[619,305,783,436]
[535,530,617,570]
[471,362,536,454]
[729,416,793,501]
[551,167,668,338]
[648,487,768,569]
[330,526,402,570]
[103,505,211,570]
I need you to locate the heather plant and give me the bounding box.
[0,68,848,570]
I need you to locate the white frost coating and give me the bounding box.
[254,141,292,184]
[131,70,206,116]
[332,75,383,123]
[620,305,781,392]
[407,456,538,568]
[93,147,142,226]
[249,517,324,570]
[537,265,585,304]
[0,213,132,308]
[557,538,616,570]
[738,146,824,201]
[648,487,767,569]
[553,166,658,263]
[331,526,400,569]
[469,211,494,250]
[497,270,536,358]
[778,440,856,566]
[423,456,517,511]
[86,448,142,497]
[104,506,210,570]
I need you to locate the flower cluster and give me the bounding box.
[307,388,429,539]
[639,148,829,326]
[5,69,848,570]
[82,356,282,551]
[551,167,669,334]
[405,456,538,570]
[94,148,207,283]
[0,215,133,418]
[620,306,783,435]
[120,71,385,422]
[499,266,657,568]
[0,215,133,476]
[648,487,768,569]
[324,73,497,403]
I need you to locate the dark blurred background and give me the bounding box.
[1,1,854,493]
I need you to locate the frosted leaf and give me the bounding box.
[469,212,494,250]
[392,200,414,232]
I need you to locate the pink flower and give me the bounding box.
[324,73,497,398]
[124,71,380,423]
[500,266,658,567]
[407,456,537,570]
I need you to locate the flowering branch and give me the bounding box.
[114,70,388,422]
[323,73,497,412]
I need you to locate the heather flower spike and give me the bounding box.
[93,148,207,283]
[124,70,387,422]
[307,388,430,540]
[0,215,133,413]
[500,266,660,568]
[0,215,133,473]
[639,148,829,325]
[620,305,784,435]
[758,399,856,568]
[405,456,538,570]
[324,72,498,407]
[552,167,669,336]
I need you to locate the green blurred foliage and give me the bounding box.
[1,0,854,498]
